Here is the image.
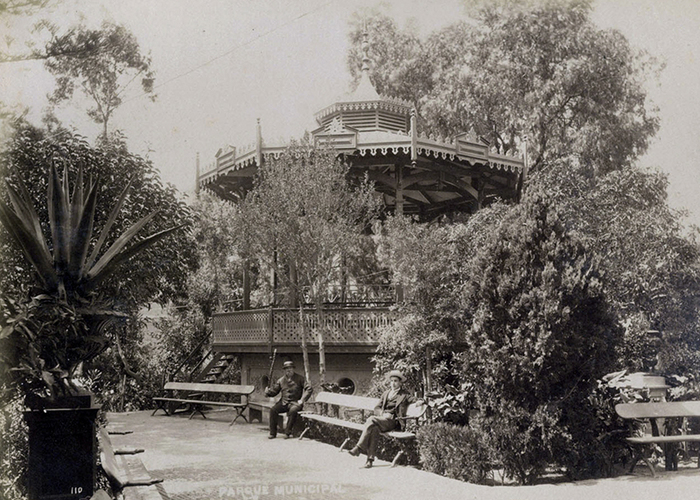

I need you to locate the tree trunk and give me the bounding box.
[315,298,326,385]
[119,373,126,412]
[299,304,311,383]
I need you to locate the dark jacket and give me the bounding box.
[265,372,313,405]
[375,388,417,430]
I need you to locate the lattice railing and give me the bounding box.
[212,309,270,344]
[212,307,393,346]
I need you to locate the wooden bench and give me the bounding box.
[152,382,255,426]
[298,392,426,467]
[98,429,163,500]
[615,401,700,476]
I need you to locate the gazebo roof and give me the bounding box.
[198,34,525,218]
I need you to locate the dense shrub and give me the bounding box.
[416,422,492,484]
[460,197,622,483]
[556,379,633,479]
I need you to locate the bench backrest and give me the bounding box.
[98,428,125,489]
[314,392,379,411]
[314,392,426,419]
[405,402,427,419]
[615,401,700,420]
[164,382,255,395]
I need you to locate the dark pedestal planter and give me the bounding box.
[24,405,100,500]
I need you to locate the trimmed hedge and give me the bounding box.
[416,422,492,484]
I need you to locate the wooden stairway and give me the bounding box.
[193,352,237,383]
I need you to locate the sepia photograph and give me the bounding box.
[1,0,699,499]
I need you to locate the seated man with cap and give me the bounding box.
[348,369,423,468]
[264,360,313,439]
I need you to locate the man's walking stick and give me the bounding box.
[266,348,277,390]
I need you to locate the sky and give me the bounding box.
[1,0,700,229]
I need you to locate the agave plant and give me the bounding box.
[0,163,182,401]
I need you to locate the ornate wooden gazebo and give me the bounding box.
[193,38,525,401]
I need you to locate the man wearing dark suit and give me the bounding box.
[349,370,422,468]
[264,360,313,439]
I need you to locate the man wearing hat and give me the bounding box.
[348,370,422,468]
[264,360,313,439]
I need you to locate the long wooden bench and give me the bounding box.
[298,392,426,467]
[98,429,163,500]
[615,401,700,476]
[152,382,255,426]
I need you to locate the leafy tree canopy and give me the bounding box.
[240,140,382,306]
[43,21,155,137]
[348,0,659,176]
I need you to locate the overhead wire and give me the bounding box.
[12,0,342,143]
[122,0,340,105]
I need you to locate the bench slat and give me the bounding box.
[386,431,415,439]
[163,382,254,395]
[615,401,700,419]
[627,435,700,444]
[314,392,378,412]
[299,413,364,431]
[153,397,245,407]
[98,430,162,490]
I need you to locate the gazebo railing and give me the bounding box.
[212,307,394,346]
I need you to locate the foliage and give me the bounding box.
[59,308,166,412]
[0,123,196,307]
[43,21,155,137]
[459,196,621,483]
[416,422,492,484]
[0,0,51,16]
[0,1,55,64]
[151,193,259,387]
[348,0,659,175]
[0,163,182,403]
[0,163,180,300]
[530,164,700,375]
[239,140,381,381]
[346,2,699,482]
[556,374,638,480]
[0,294,104,405]
[425,381,474,426]
[242,141,381,305]
[0,124,194,405]
[188,193,261,315]
[373,207,510,396]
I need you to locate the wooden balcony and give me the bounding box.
[211,307,394,354]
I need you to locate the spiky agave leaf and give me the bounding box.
[66,172,99,283]
[47,163,71,279]
[8,176,46,248]
[0,196,58,291]
[83,178,132,273]
[86,217,184,289]
[4,163,184,298]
